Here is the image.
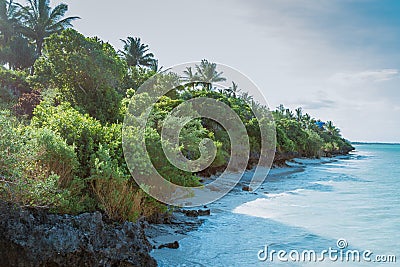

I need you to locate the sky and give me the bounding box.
[52,0,400,142]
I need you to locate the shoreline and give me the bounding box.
[146,154,348,256]
[0,154,351,266]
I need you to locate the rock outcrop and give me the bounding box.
[0,201,157,267]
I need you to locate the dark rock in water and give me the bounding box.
[145,211,204,250]
[182,209,198,217]
[182,209,210,217]
[0,201,157,267]
[242,185,252,192]
[273,151,299,167]
[158,241,179,249]
[197,209,211,216]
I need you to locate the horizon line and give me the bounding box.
[351,141,400,145]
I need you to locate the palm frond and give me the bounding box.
[48,3,68,22]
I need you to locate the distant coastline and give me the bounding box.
[352,142,400,145]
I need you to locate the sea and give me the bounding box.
[151,144,400,266]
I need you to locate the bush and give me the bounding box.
[31,102,107,178]
[88,144,167,221]
[0,110,95,214]
[275,125,295,153]
[303,129,324,157]
[0,67,31,97]
[29,101,169,221]
[0,110,26,179]
[24,127,79,188]
[0,174,95,214]
[277,119,308,153]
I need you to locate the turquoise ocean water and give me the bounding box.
[152,144,400,266]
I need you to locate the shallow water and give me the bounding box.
[152,144,400,266]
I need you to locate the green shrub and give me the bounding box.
[0,174,95,214]
[0,111,94,214]
[31,102,106,178]
[276,118,309,153]
[0,110,26,179]
[88,144,167,221]
[303,129,324,157]
[275,125,295,153]
[0,67,30,96]
[33,29,126,122]
[24,127,79,188]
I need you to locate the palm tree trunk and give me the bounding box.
[30,39,43,75]
[36,39,43,57]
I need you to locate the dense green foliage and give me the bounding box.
[33,29,126,122]
[0,0,79,70]
[0,0,353,222]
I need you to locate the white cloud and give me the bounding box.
[330,69,399,85]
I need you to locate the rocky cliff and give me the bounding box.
[0,201,157,267]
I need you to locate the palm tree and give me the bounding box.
[251,100,262,114]
[17,0,80,57]
[325,121,340,136]
[195,59,226,90]
[225,81,240,97]
[120,37,155,68]
[295,107,303,122]
[285,108,294,119]
[182,66,198,90]
[149,59,163,73]
[240,92,253,103]
[277,104,285,116]
[0,0,19,68]
[0,0,18,45]
[302,113,311,128]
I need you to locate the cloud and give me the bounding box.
[298,90,338,110]
[302,99,336,110]
[330,69,399,85]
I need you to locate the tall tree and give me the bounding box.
[119,37,155,68]
[285,108,294,119]
[34,29,126,122]
[240,92,253,103]
[195,59,226,90]
[0,0,36,70]
[17,0,80,57]
[325,121,340,136]
[182,66,198,90]
[295,107,303,122]
[302,113,311,128]
[149,59,163,73]
[0,0,18,44]
[0,0,17,67]
[5,35,36,69]
[225,81,240,97]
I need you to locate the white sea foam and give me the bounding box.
[291,157,334,165]
[264,188,305,198]
[310,180,336,186]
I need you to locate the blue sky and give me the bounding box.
[53,0,400,142]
